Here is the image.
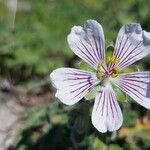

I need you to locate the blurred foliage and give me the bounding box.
[0,0,150,81]
[0,0,150,150]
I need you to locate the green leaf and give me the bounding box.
[93,138,106,150]
[112,84,126,102]
[133,128,150,142]
[106,44,114,59]
[108,144,123,150]
[74,111,90,134]
[121,65,139,73]
[123,103,138,127]
[78,60,95,72]
[84,85,100,101]
[106,44,114,52]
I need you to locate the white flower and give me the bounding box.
[50,20,150,133]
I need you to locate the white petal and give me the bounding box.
[109,24,150,70]
[67,20,105,68]
[92,84,123,133]
[112,72,150,109]
[50,68,99,105]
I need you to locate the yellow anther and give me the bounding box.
[106,56,120,64]
[111,67,120,78]
[96,60,104,80]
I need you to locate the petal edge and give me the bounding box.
[50,68,99,105]
[67,20,105,68]
[92,85,123,133]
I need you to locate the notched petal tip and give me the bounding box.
[69,26,83,35]
[55,90,75,106]
[67,20,105,68]
[83,19,104,36]
[91,117,122,133]
[84,19,100,28]
[143,31,150,45]
[49,68,62,82]
[49,69,60,89]
[92,87,123,133]
[49,70,55,79]
[113,23,150,69]
[49,68,99,106]
[125,23,142,34]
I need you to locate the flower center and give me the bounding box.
[109,67,120,78]
[96,56,120,80]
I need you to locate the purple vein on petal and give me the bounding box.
[109,93,115,118]
[85,35,100,61]
[110,92,119,118]
[116,43,132,64]
[115,32,133,59]
[123,72,150,77]
[108,35,130,70]
[115,34,129,58]
[93,35,102,60]
[96,91,103,111]
[79,39,98,63]
[121,81,146,96]
[120,83,146,100]
[119,49,143,68]
[118,42,143,67]
[69,79,94,86]
[122,78,150,84]
[70,82,92,93]
[120,80,147,91]
[64,72,92,76]
[71,83,93,99]
[101,91,106,116]
[118,41,142,65]
[85,34,100,61]
[114,32,126,56]
[75,43,95,66]
[106,93,109,117]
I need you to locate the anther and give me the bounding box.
[96,60,104,80]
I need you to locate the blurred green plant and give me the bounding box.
[0,0,150,149]
[1,0,150,81]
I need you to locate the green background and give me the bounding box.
[0,0,150,149]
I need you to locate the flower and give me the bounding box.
[50,20,150,133]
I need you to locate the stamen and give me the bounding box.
[107,56,120,64]
[96,60,104,80]
[111,67,120,78]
